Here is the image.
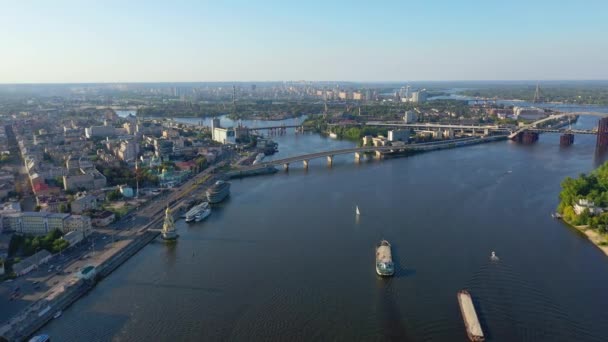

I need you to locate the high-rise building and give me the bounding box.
[117,140,139,162]
[403,111,418,123]
[410,89,428,103]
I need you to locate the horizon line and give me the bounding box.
[2,79,608,86]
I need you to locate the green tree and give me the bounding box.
[107,189,123,201]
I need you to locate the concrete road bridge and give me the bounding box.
[235,135,508,173]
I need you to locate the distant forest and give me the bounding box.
[458,83,608,105]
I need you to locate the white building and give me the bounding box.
[210,119,236,144]
[71,192,98,214]
[513,107,546,120]
[403,111,418,123]
[62,230,84,246]
[85,125,116,139]
[63,215,92,237]
[410,89,427,103]
[117,140,139,162]
[3,212,91,236]
[12,249,52,276]
[388,129,411,142]
[573,199,603,216]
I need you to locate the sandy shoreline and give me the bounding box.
[569,223,608,256]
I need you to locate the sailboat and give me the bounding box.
[356,205,361,216]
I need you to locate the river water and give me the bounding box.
[43,114,608,341]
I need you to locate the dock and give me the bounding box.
[457,290,484,342]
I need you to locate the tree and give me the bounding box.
[195,156,207,172]
[107,189,123,201]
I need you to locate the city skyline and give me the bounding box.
[1,0,608,83]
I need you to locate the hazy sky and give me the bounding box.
[1,0,608,83]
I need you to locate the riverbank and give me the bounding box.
[568,223,608,257]
[0,158,230,341]
[0,229,161,341]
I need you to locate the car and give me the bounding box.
[4,279,13,283]
[32,281,39,285]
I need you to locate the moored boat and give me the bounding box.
[206,180,231,204]
[194,207,211,222]
[375,240,394,276]
[185,202,209,223]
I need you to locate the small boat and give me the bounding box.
[375,240,394,277]
[356,205,360,216]
[490,251,499,261]
[53,310,62,319]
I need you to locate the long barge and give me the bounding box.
[457,290,484,342]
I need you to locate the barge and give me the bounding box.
[457,290,484,341]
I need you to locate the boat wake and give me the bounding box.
[466,261,601,341]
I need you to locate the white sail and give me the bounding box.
[356,205,360,216]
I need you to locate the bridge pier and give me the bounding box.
[445,128,454,139]
[375,150,383,158]
[303,160,309,169]
[435,128,442,138]
[327,155,333,166]
[283,163,289,171]
[354,152,362,162]
[484,128,489,136]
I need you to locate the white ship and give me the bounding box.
[194,207,211,222]
[185,202,209,223]
[206,180,231,204]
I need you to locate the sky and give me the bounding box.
[1,0,608,83]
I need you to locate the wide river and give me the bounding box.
[45,114,608,341]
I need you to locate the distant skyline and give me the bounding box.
[1,0,608,83]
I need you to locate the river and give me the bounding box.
[43,114,608,341]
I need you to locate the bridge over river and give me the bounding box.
[508,112,605,139]
[231,135,508,175]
